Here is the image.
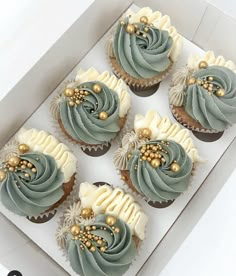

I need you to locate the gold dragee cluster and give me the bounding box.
[0,144,37,182]
[187,61,225,97]
[64,84,109,120]
[70,214,119,252]
[128,141,181,172]
[120,15,152,38]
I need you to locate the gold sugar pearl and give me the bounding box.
[0,170,6,181]
[27,163,33,169]
[90,246,96,252]
[64,88,75,97]
[208,76,213,81]
[120,20,125,26]
[99,111,108,120]
[24,173,30,178]
[85,241,91,248]
[140,128,152,139]
[106,215,116,226]
[8,156,21,167]
[18,144,29,154]
[140,16,148,24]
[92,84,102,93]
[21,165,26,170]
[151,158,161,168]
[32,168,37,173]
[126,24,135,34]
[216,88,225,97]
[187,77,196,85]
[170,162,180,172]
[114,227,120,233]
[100,247,106,252]
[81,207,93,219]
[97,240,103,245]
[144,26,149,32]
[198,61,208,69]
[71,225,81,236]
[69,101,75,107]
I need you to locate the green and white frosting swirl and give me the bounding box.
[127,140,192,202]
[59,81,120,144]
[184,66,236,131]
[112,17,173,79]
[0,152,64,216]
[66,214,136,276]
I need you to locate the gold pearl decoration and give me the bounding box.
[216,88,225,97]
[8,156,21,167]
[0,170,6,181]
[99,111,108,120]
[187,77,196,85]
[70,225,81,236]
[18,144,29,154]
[151,158,161,168]
[140,128,152,139]
[120,20,125,26]
[140,16,148,24]
[126,24,135,34]
[114,227,120,233]
[170,162,180,173]
[90,246,96,252]
[92,84,102,93]
[85,241,91,248]
[106,215,117,226]
[69,101,75,107]
[198,61,208,69]
[100,247,106,252]
[64,88,75,97]
[80,207,93,219]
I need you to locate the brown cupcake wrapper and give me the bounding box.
[108,53,174,91]
[118,162,197,206]
[171,104,224,134]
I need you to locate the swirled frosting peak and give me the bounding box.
[112,16,173,79]
[128,140,192,202]
[65,214,136,276]
[0,152,64,216]
[184,65,236,131]
[59,81,120,144]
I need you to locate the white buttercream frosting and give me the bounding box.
[17,128,77,182]
[134,110,202,163]
[188,51,236,74]
[126,7,182,62]
[75,67,131,118]
[79,182,148,240]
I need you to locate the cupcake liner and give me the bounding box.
[118,162,198,208]
[108,54,174,91]
[171,104,222,134]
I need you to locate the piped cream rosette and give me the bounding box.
[169,51,236,107]
[114,110,202,172]
[107,7,183,65]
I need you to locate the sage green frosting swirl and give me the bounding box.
[127,140,192,202]
[59,81,120,144]
[184,66,236,131]
[66,214,136,276]
[112,17,173,79]
[0,152,64,216]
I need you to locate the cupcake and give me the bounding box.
[56,182,148,276]
[169,51,236,134]
[114,110,202,207]
[51,68,131,155]
[0,128,77,222]
[108,7,182,92]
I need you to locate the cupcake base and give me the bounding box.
[131,82,160,97]
[121,170,174,208]
[58,116,127,157]
[171,105,224,141]
[109,56,173,93]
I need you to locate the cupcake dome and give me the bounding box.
[114,110,201,203]
[169,51,236,132]
[52,68,131,145]
[56,182,148,276]
[66,214,136,276]
[128,140,192,202]
[108,7,182,85]
[0,128,76,217]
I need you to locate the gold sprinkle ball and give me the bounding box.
[99,111,108,120]
[80,207,93,219]
[18,144,29,154]
[187,77,196,85]
[64,88,75,97]
[92,83,102,93]
[106,215,117,226]
[215,88,225,97]
[140,16,148,24]
[0,170,6,181]
[70,225,81,236]
[170,162,180,172]
[126,24,135,34]
[8,156,21,167]
[198,61,208,69]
